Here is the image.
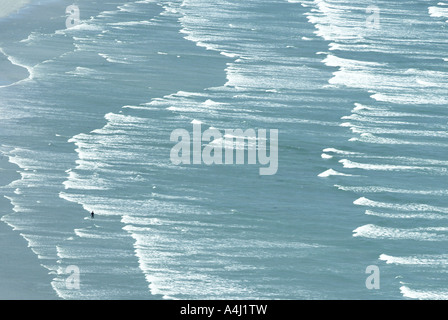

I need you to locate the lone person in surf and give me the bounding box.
[91,211,94,219]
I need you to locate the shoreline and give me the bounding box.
[0,155,58,300]
[0,0,33,87]
[0,0,31,19]
[0,0,52,300]
[0,48,30,88]
[0,0,230,299]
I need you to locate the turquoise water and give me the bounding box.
[0,0,447,299]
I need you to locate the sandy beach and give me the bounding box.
[0,0,31,19]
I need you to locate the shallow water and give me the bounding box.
[0,0,447,299]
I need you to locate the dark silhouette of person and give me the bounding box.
[91,211,94,219]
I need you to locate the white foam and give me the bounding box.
[371,92,448,105]
[380,254,448,266]
[335,185,448,196]
[0,47,33,87]
[323,54,386,68]
[354,197,448,214]
[365,210,447,220]
[400,286,448,300]
[175,91,203,97]
[416,78,438,87]
[121,216,163,226]
[339,159,435,172]
[353,224,448,241]
[108,21,151,26]
[429,6,448,18]
[322,148,362,155]
[352,103,376,112]
[19,32,40,44]
[62,171,109,191]
[220,51,239,58]
[66,67,98,77]
[56,22,102,34]
[349,133,448,147]
[98,53,131,64]
[104,112,147,124]
[74,228,117,239]
[351,108,443,119]
[318,169,353,177]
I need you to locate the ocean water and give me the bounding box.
[0,0,447,299]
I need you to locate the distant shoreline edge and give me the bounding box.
[0,0,32,19]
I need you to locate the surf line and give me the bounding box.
[170,122,278,175]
